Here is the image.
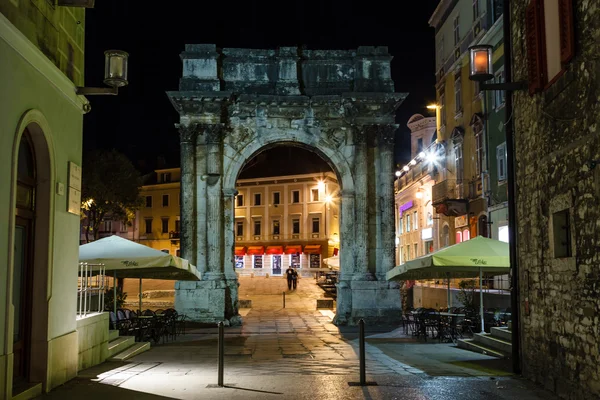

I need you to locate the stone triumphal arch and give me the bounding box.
[168,45,406,326]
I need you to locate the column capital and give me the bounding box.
[204,123,225,144]
[177,122,201,144]
[222,187,238,197]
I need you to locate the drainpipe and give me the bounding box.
[503,0,521,375]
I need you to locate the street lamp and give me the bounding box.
[77,50,130,96]
[468,45,527,90]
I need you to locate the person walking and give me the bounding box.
[292,269,298,290]
[285,265,295,290]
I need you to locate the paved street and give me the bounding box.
[38,277,558,399]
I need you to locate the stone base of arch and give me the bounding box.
[175,278,242,326]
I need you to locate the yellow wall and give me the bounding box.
[0,0,85,85]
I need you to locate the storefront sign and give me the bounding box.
[399,200,414,217]
[455,215,468,227]
[421,227,433,240]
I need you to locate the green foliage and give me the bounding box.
[104,287,127,311]
[81,149,143,242]
[457,279,477,309]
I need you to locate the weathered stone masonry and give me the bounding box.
[511,1,600,398]
[168,44,406,326]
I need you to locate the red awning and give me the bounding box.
[303,245,322,254]
[247,246,265,255]
[284,245,302,254]
[235,246,246,256]
[266,246,284,255]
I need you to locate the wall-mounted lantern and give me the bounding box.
[77,50,129,96]
[468,45,526,91]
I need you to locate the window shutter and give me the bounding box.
[558,0,575,64]
[525,0,545,94]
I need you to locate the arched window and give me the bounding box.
[17,131,36,211]
[455,230,463,244]
[443,225,450,247]
[478,215,488,237]
[463,229,470,241]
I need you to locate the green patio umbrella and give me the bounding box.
[386,236,510,333]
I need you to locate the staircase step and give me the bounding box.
[457,338,505,358]
[491,327,512,342]
[109,329,119,341]
[109,342,151,361]
[473,332,512,354]
[108,336,135,358]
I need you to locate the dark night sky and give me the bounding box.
[83,1,438,174]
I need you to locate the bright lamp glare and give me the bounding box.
[317,181,325,191]
[427,104,438,110]
[426,152,437,163]
[403,165,410,171]
[418,152,425,158]
[325,194,332,203]
[395,171,401,177]
[409,160,416,166]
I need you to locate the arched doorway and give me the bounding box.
[169,45,406,326]
[12,130,36,385]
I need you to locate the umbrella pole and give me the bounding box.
[447,273,451,309]
[139,278,143,314]
[479,268,485,334]
[113,271,117,317]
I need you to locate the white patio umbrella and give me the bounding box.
[79,235,201,314]
[323,255,340,271]
[386,236,510,333]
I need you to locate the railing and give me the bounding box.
[432,179,460,204]
[77,262,106,318]
[169,231,180,239]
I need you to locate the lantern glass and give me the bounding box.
[104,50,129,87]
[468,45,493,82]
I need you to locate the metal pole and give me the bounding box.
[113,271,117,316]
[283,291,286,308]
[218,321,224,387]
[139,277,143,314]
[359,319,366,385]
[480,268,485,334]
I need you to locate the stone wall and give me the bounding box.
[511,0,600,398]
[76,313,109,371]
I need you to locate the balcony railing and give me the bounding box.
[432,179,463,204]
[169,231,180,239]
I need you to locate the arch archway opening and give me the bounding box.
[233,144,341,313]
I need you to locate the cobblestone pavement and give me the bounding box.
[37,277,559,399]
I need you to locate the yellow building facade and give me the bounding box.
[136,169,340,278]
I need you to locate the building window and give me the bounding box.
[292,190,300,203]
[162,194,169,207]
[161,218,169,234]
[176,248,181,257]
[253,255,263,269]
[437,37,444,70]
[145,195,152,208]
[463,228,471,241]
[475,129,484,176]
[417,138,423,153]
[236,221,244,237]
[425,240,434,254]
[553,209,572,258]
[254,220,261,236]
[399,217,404,234]
[472,0,479,21]
[456,230,463,244]
[235,255,244,269]
[406,213,411,232]
[145,218,152,234]
[455,144,464,182]
[414,243,418,258]
[526,0,575,92]
[292,218,300,234]
[443,225,450,247]
[494,68,506,108]
[120,221,128,232]
[273,220,280,235]
[439,92,446,125]
[254,193,261,206]
[427,212,433,226]
[175,219,181,232]
[413,211,418,230]
[311,188,319,202]
[312,217,320,233]
[161,172,171,183]
[102,220,112,232]
[273,192,280,205]
[406,245,410,260]
[453,15,460,45]
[454,74,462,113]
[237,194,244,207]
[497,142,507,181]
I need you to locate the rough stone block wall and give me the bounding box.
[511,0,600,398]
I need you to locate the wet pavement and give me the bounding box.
[37,277,558,400]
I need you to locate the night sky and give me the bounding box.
[83,1,438,175]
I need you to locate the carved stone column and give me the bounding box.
[334,189,356,325]
[376,124,397,280]
[178,123,199,265]
[352,126,374,281]
[204,124,224,280]
[195,133,208,276]
[222,187,237,280]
